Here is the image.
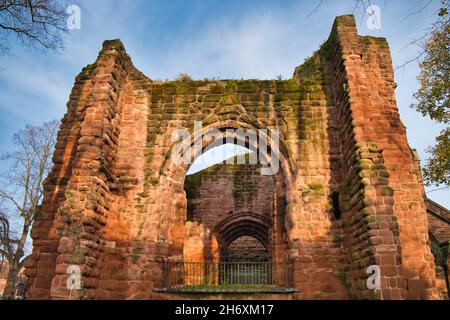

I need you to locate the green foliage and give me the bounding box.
[306,182,324,191]
[412,3,450,188]
[413,25,450,124]
[175,73,193,82]
[429,234,449,267]
[293,53,322,83]
[302,182,325,197]
[423,128,450,186]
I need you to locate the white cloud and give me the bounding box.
[155,7,322,80]
[0,59,71,123]
[0,0,447,206]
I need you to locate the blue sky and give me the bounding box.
[0,0,448,207]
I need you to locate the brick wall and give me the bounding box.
[426,198,450,244]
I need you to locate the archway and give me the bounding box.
[224,236,269,262]
[160,121,294,260]
[213,212,271,261]
[177,131,291,285]
[211,212,275,285]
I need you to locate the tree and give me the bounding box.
[0,0,72,55]
[412,1,449,188]
[0,210,16,264]
[0,120,59,299]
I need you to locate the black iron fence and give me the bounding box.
[161,261,294,292]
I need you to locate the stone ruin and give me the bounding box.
[24,15,445,299]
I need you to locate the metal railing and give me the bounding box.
[161,261,294,292]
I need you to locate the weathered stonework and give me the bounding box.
[183,156,287,264]
[25,15,441,300]
[426,198,450,299]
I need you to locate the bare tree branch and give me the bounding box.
[395,49,428,71]
[396,0,449,70]
[0,0,80,55]
[307,0,325,19]
[0,120,59,299]
[401,0,434,22]
[426,186,450,193]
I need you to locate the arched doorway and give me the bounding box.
[223,236,269,262]
[212,211,273,286]
[220,235,272,285]
[160,123,294,291]
[213,212,271,262]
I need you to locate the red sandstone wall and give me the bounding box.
[24,15,439,300]
[322,15,437,299]
[426,198,450,244]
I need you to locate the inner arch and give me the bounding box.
[224,236,269,262]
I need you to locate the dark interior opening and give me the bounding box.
[332,191,341,220]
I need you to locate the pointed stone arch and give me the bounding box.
[213,212,272,261]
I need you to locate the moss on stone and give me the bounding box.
[71,251,86,264]
[293,52,323,83]
[210,85,225,94]
[82,63,97,72]
[365,216,377,223]
[232,175,257,198]
[236,82,259,93]
[331,232,342,243]
[184,173,203,199]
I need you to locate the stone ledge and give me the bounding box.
[153,287,297,294]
